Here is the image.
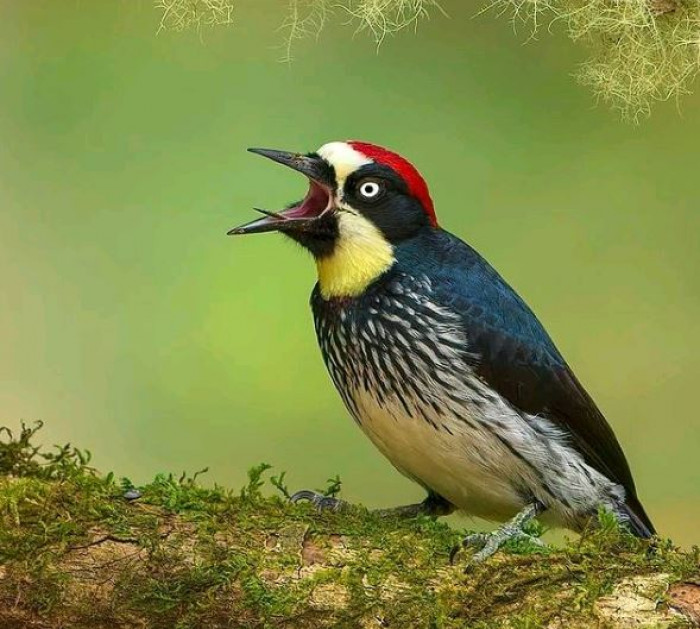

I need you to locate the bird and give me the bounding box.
[229,140,655,562]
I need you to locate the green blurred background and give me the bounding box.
[1,1,698,546]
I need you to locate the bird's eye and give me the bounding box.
[358,180,383,200]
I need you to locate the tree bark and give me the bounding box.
[1,424,698,627]
[1,470,698,628]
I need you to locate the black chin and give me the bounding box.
[282,211,339,258]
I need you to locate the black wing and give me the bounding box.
[412,231,655,536]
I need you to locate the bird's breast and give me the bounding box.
[310,274,527,519]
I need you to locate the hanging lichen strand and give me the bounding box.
[152,0,700,119]
[575,0,700,120]
[502,0,700,120]
[155,0,235,33]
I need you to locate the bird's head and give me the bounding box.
[229,141,437,299]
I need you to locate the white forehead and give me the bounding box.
[317,142,372,184]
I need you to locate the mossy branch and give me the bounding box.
[154,0,700,121]
[1,422,699,627]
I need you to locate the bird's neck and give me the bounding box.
[315,212,395,300]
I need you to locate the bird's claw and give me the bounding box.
[450,525,545,567]
[123,488,141,501]
[290,489,347,512]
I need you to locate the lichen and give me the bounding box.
[153,0,700,120]
[486,0,700,121]
[154,0,235,34]
[1,422,698,627]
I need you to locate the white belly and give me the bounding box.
[352,387,526,521]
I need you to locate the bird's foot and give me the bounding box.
[289,489,349,512]
[455,526,544,565]
[290,489,454,519]
[450,502,545,567]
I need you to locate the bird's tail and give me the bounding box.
[620,494,656,539]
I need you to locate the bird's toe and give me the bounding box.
[452,526,546,568]
[290,489,347,512]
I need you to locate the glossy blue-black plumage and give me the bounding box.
[393,228,655,537]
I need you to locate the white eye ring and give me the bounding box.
[359,181,381,199]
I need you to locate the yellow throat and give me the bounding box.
[316,211,395,300]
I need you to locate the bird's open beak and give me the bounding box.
[228,148,335,236]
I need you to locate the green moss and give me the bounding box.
[1,422,698,628]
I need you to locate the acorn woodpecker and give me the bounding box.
[229,141,655,561]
